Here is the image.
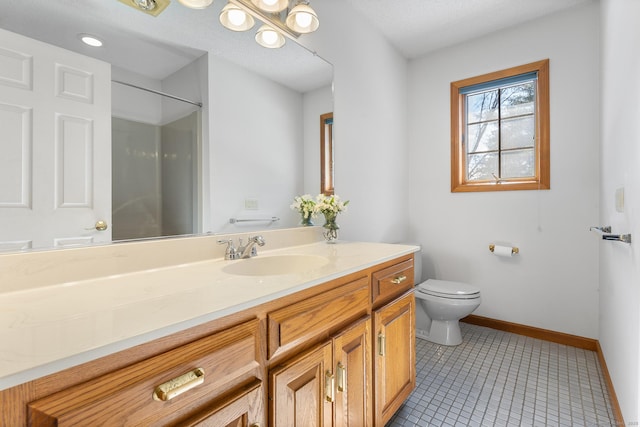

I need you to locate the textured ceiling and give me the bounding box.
[0,0,594,91]
[344,0,595,58]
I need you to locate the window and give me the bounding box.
[451,60,549,192]
[320,112,334,195]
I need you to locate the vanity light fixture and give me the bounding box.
[117,0,170,16]
[178,0,214,8]
[79,34,104,47]
[176,0,319,49]
[133,0,157,10]
[219,3,255,31]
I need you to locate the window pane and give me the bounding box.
[467,152,498,181]
[501,149,535,178]
[501,82,535,118]
[501,116,534,150]
[467,121,498,153]
[467,90,498,123]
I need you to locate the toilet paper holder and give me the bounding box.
[590,226,632,244]
[489,244,519,255]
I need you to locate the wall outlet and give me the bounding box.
[615,187,624,213]
[244,198,259,210]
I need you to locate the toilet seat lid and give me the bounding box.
[417,279,480,299]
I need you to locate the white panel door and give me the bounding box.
[0,28,111,251]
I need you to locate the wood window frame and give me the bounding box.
[320,112,334,195]
[450,59,550,192]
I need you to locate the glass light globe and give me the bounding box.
[262,30,277,45]
[178,0,213,9]
[255,25,285,48]
[295,11,313,29]
[219,3,255,31]
[285,3,319,34]
[250,0,288,13]
[228,9,247,26]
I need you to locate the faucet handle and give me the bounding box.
[217,239,238,259]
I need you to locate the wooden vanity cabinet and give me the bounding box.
[269,317,372,427]
[1,253,416,427]
[269,254,415,427]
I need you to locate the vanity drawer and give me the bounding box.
[267,276,370,360]
[371,257,414,307]
[28,319,260,427]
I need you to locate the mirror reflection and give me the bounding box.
[0,0,333,253]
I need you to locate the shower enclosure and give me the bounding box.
[111,82,200,241]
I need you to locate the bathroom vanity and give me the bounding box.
[0,229,417,426]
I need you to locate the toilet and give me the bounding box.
[414,279,481,346]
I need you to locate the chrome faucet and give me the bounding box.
[217,239,239,260]
[238,235,266,258]
[217,235,266,260]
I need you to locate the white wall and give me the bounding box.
[207,55,304,233]
[600,0,640,421]
[301,0,410,243]
[407,4,601,338]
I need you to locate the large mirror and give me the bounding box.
[0,0,333,253]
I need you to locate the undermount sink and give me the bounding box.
[222,254,330,276]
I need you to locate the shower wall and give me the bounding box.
[161,113,197,237]
[111,64,200,241]
[112,118,162,241]
[112,113,197,241]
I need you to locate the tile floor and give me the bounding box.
[386,323,616,427]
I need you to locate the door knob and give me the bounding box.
[86,220,108,231]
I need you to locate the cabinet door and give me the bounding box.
[270,342,333,427]
[373,291,415,425]
[333,317,372,427]
[173,379,263,427]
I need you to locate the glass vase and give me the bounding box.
[300,213,314,226]
[322,213,339,243]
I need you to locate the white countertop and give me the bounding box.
[0,240,418,390]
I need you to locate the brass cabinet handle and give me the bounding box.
[153,368,205,401]
[378,333,386,356]
[325,370,335,402]
[336,362,346,393]
[390,275,407,285]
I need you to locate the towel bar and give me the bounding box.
[229,216,280,224]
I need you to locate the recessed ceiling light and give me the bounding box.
[79,34,104,47]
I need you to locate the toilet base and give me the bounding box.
[416,319,462,346]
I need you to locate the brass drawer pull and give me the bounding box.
[391,275,407,285]
[336,362,346,392]
[325,370,335,402]
[378,333,386,356]
[153,368,205,401]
